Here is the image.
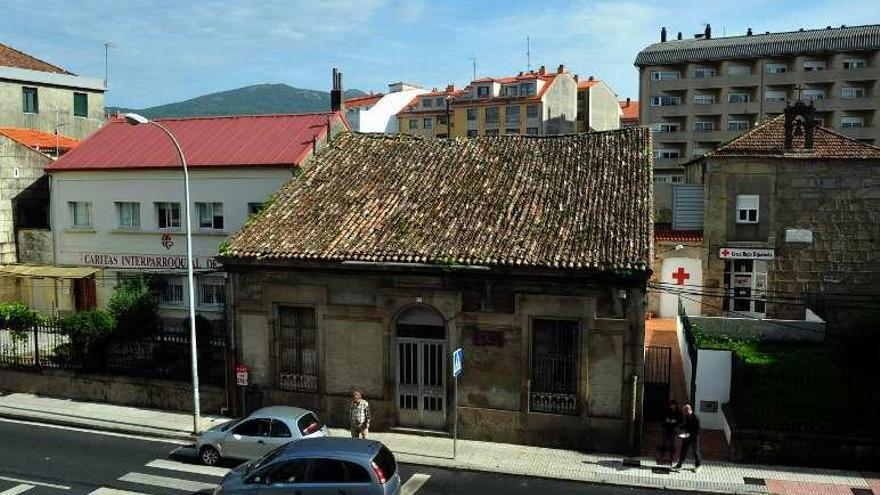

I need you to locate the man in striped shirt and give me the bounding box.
[350,388,371,438]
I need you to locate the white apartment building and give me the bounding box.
[344,82,428,133]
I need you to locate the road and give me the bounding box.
[0,418,695,495]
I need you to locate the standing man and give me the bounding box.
[350,388,371,439]
[674,403,702,472]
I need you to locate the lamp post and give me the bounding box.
[123,113,200,435]
[445,95,453,138]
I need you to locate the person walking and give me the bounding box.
[350,388,371,439]
[674,403,702,472]
[658,399,683,464]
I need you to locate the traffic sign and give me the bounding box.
[452,348,463,378]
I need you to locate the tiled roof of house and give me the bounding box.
[0,43,71,74]
[619,100,639,121]
[0,127,79,153]
[226,129,653,272]
[635,24,880,66]
[704,115,880,160]
[48,112,348,171]
[345,94,383,109]
[577,80,600,90]
[655,229,702,243]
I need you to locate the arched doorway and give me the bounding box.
[395,305,446,429]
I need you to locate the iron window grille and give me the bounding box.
[276,306,318,392]
[529,318,579,415]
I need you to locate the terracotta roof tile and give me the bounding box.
[578,80,600,90]
[655,229,702,242]
[226,129,654,272]
[0,127,79,153]
[705,115,880,160]
[345,94,383,108]
[0,43,70,74]
[619,100,640,121]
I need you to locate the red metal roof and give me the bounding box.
[48,112,347,171]
[0,127,79,153]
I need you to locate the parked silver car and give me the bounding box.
[216,437,401,495]
[197,406,328,465]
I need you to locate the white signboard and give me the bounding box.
[718,248,775,260]
[785,229,813,243]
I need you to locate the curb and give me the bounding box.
[0,409,196,442]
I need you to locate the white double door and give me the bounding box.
[396,338,446,429]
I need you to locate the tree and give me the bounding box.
[59,310,115,370]
[108,276,161,337]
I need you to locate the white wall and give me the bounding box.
[694,349,732,430]
[50,167,294,315]
[355,88,428,133]
[659,257,702,317]
[676,315,693,400]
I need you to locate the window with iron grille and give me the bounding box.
[277,307,318,392]
[199,276,225,307]
[157,276,184,305]
[529,318,579,415]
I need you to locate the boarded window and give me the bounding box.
[529,319,578,415]
[277,307,317,392]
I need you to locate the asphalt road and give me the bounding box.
[0,418,695,495]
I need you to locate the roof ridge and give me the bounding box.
[151,111,340,122]
[705,114,783,156]
[658,23,880,45]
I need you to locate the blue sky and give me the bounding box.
[3,0,877,108]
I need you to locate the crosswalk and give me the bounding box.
[0,457,430,495]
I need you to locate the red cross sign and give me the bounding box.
[671,267,690,285]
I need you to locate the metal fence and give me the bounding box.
[0,323,228,387]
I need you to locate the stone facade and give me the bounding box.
[694,157,880,326]
[0,134,53,263]
[228,266,646,453]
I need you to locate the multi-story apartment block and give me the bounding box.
[396,85,463,138]
[576,78,621,132]
[636,24,880,181]
[398,65,583,138]
[0,43,105,140]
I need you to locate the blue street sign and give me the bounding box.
[452,348,463,378]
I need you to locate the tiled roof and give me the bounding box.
[619,100,639,121]
[48,112,347,171]
[0,127,79,153]
[0,43,70,74]
[577,80,600,90]
[345,94,383,109]
[704,115,880,160]
[635,24,880,66]
[655,229,702,243]
[226,129,653,272]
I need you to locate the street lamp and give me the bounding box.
[123,113,201,435]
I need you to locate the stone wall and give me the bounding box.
[699,158,880,328]
[0,368,226,413]
[17,228,53,263]
[0,135,52,263]
[229,266,645,453]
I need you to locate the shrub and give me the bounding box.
[59,310,115,369]
[0,301,42,343]
[108,276,161,337]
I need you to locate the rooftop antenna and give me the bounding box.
[470,56,477,80]
[103,41,114,88]
[526,36,531,72]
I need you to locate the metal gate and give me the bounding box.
[644,345,672,422]
[396,338,446,429]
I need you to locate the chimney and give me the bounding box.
[588,75,595,81]
[445,83,455,92]
[626,97,631,107]
[705,23,712,39]
[538,65,546,75]
[557,64,565,74]
[573,75,579,83]
[747,28,753,36]
[677,32,683,40]
[661,26,667,42]
[330,68,344,113]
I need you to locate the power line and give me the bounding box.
[650,284,880,311]
[672,291,826,334]
[651,280,880,299]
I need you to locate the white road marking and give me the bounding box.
[0,484,35,495]
[87,489,150,495]
[0,418,189,445]
[0,477,69,490]
[118,473,217,492]
[401,473,431,495]
[145,459,229,477]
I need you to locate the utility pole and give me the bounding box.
[470,57,477,80]
[104,42,114,88]
[526,36,531,72]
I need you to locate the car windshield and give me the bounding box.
[219,418,242,432]
[246,444,287,475]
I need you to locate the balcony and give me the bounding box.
[653,157,688,170]
[836,126,876,141]
[652,130,690,142]
[651,73,760,90]
[826,96,877,111]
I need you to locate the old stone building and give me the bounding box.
[686,102,880,327]
[222,129,653,453]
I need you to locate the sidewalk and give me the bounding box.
[0,392,877,495]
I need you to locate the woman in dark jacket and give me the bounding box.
[658,399,683,464]
[675,403,702,471]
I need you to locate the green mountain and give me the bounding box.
[107,83,366,119]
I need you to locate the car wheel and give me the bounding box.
[200,446,221,466]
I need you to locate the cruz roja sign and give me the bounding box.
[718,247,775,260]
